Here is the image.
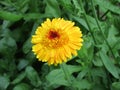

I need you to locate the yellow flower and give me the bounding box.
[31,18,83,65]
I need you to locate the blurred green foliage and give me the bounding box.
[0,0,120,90]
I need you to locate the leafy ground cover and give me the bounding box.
[0,0,120,90]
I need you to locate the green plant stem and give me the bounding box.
[90,0,115,59]
[60,63,72,85]
[79,0,97,44]
[100,10,110,20]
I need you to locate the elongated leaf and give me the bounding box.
[11,72,26,84]
[77,67,89,80]
[112,82,120,90]
[94,0,120,14]
[0,76,10,90]
[73,79,91,90]
[23,13,46,20]
[22,38,32,54]
[71,15,89,30]
[46,65,81,86]
[58,0,74,13]
[28,0,39,12]
[17,59,29,70]
[0,36,17,58]
[78,36,94,61]
[25,66,42,87]
[44,0,61,17]
[99,51,119,79]
[107,25,118,47]
[0,10,22,21]
[46,69,69,86]
[13,83,31,90]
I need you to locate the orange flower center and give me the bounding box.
[48,31,60,39]
[41,29,69,49]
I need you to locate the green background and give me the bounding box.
[0,0,120,90]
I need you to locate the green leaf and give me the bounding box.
[107,25,119,47]
[112,82,120,90]
[94,0,120,14]
[13,83,31,90]
[11,72,26,84]
[92,84,107,90]
[17,59,29,70]
[22,37,32,54]
[67,65,82,74]
[0,10,23,21]
[0,76,10,90]
[23,13,45,20]
[106,25,120,57]
[46,68,69,86]
[28,0,39,12]
[77,67,89,80]
[72,0,82,15]
[0,1,11,7]
[92,56,103,67]
[77,44,88,60]
[78,36,94,61]
[0,59,8,70]
[91,68,107,79]
[71,15,89,30]
[2,20,11,30]
[99,51,119,79]
[112,39,120,58]
[58,0,74,14]
[25,66,42,87]
[72,0,81,11]
[91,68,108,89]
[46,65,81,86]
[16,0,29,9]
[44,0,61,17]
[0,36,17,58]
[73,79,91,90]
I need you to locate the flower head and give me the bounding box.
[31,18,83,65]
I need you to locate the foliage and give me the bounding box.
[0,0,120,90]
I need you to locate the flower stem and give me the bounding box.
[90,0,115,59]
[79,0,97,44]
[60,63,72,85]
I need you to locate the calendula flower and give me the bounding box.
[31,18,83,65]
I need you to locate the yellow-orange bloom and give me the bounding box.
[31,18,83,65]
